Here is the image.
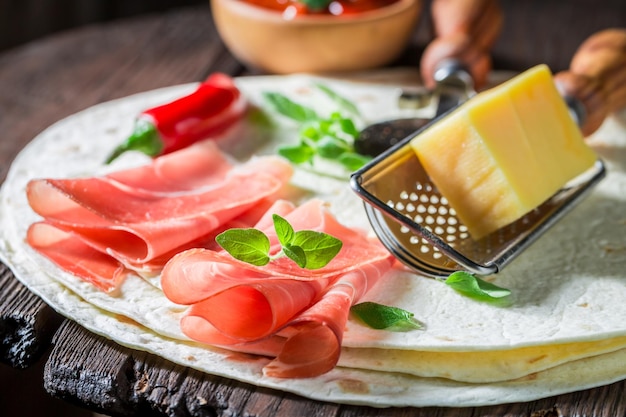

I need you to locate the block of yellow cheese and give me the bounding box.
[410,64,597,239]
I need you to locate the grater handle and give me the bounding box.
[420,0,503,91]
[554,28,626,136]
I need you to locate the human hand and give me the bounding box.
[420,0,502,90]
[554,28,626,136]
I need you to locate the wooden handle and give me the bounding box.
[420,0,503,90]
[554,28,626,136]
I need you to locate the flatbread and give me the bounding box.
[1,71,625,407]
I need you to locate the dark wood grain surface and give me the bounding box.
[1,2,625,416]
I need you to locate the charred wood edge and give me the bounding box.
[0,262,64,368]
[529,406,562,417]
[44,320,344,417]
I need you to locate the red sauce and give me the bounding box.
[241,0,401,17]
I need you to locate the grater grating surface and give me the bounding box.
[350,132,606,278]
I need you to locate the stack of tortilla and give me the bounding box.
[0,72,625,407]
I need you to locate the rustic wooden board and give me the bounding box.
[1,2,625,416]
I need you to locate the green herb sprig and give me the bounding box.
[262,84,371,172]
[216,214,342,270]
[351,302,424,332]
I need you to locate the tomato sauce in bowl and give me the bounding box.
[241,0,401,18]
[212,0,422,73]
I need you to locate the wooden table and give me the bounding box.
[1,2,625,416]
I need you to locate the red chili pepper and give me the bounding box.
[105,73,246,164]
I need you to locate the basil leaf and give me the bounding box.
[315,135,351,159]
[216,229,271,266]
[335,116,359,137]
[283,244,307,268]
[300,122,323,141]
[338,152,371,171]
[316,83,360,115]
[351,302,423,331]
[278,144,316,164]
[263,92,318,122]
[218,216,343,270]
[291,230,342,269]
[444,271,512,302]
[272,214,295,247]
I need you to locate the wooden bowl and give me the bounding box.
[211,0,422,74]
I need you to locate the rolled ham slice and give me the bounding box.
[263,258,393,378]
[26,142,293,292]
[161,199,395,378]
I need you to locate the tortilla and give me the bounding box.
[0,71,625,407]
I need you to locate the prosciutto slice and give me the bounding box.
[27,222,127,293]
[161,199,395,378]
[26,142,293,292]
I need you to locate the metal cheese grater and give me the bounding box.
[350,63,606,278]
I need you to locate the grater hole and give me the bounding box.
[389,178,477,265]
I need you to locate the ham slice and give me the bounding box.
[27,222,127,293]
[105,140,234,195]
[263,258,392,378]
[161,199,394,377]
[26,142,293,292]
